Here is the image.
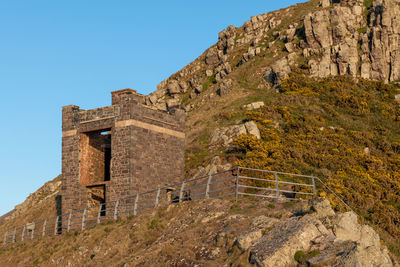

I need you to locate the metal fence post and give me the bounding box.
[205,175,212,198]
[179,182,185,203]
[13,228,16,243]
[97,204,103,224]
[67,212,72,232]
[155,188,161,207]
[31,223,35,240]
[133,194,139,216]
[275,171,280,200]
[42,219,47,237]
[235,167,240,202]
[81,208,87,230]
[3,231,7,246]
[21,226,26,241]
[312,177,316,199]
[54,216,60,235]
[114,199,120,220]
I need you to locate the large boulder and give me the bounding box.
[243,101,265,110]
[210,121,261,147]
[245,121,261,139]
[237,230,263,251]
[311,198,335,219]
[250,215,327,266]
[167,80,181,95]
[205,47,219,65]
[264,58,291,86]
[333,212,362,243]
[335,243,393,267]
[217,79,233,96]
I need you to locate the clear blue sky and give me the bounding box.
[0,0,307,216]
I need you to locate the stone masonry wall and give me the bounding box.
[61,89,185,215]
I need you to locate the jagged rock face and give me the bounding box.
[305,0,400,83]
[143,0,400,114]
[6,179,61,221]
[369,0,400,81]
[247,199,393,267]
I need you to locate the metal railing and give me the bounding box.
[2,167,349,245]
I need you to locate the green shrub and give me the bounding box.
[231,74,400,257]
[294,250,305,262]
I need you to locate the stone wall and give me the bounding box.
[61,89,185,215]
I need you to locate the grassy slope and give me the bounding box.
[0,197,302,266]
[234,74,400,255]
[0,176,61,241]
[183,0,320,173]
[179,0,400,257]
[185,72,400,256]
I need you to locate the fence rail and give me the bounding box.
[2,167,349,245]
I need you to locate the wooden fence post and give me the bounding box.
[275,172,280,200]
[81,209,87,231]
[97,204,103,224]
[235,167,240,202]
[54,216,60,235]
[21,226,26,241]
[13,228,16,243]
[3,231,7,246]
[114,200,120,221]
[31,223,35,240]
[179,182,185,203]
[205,175,212,198]
[67,212,72,232]
[42,219,47,237]
[312,177,316,199]
[133,194,139,216]
[155,188,161,207]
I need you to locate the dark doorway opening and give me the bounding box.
[80,129,112,185]
[87,185,106,216]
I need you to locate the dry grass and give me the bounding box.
[0,197,303,266]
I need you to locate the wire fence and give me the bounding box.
[3,166,350,245]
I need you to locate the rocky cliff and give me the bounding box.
[145,0,400,113]
[305,0,400,82]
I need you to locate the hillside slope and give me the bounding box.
[1,0,400,264]
[139,0,400,257]
[0,176,61,239]
[0,197,395,266]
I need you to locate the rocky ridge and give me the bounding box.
[0,176,62,239]
[143,0,400,114]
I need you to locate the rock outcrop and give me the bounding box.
[305,0,400,83]
[5,177,61,222]
[210,121,261,148]
[192,156,232,178]
[142,0,400,115]
[243,101,265,110]
[244,199,393,267]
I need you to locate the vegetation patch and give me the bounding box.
[230,74,400,256]
[294,250,320,264]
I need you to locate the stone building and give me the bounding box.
[61,89,185,215]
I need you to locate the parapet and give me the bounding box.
[111,88,145,105]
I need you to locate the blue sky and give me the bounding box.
[0,0,307,216]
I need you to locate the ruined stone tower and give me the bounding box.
[61,89,185,215]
